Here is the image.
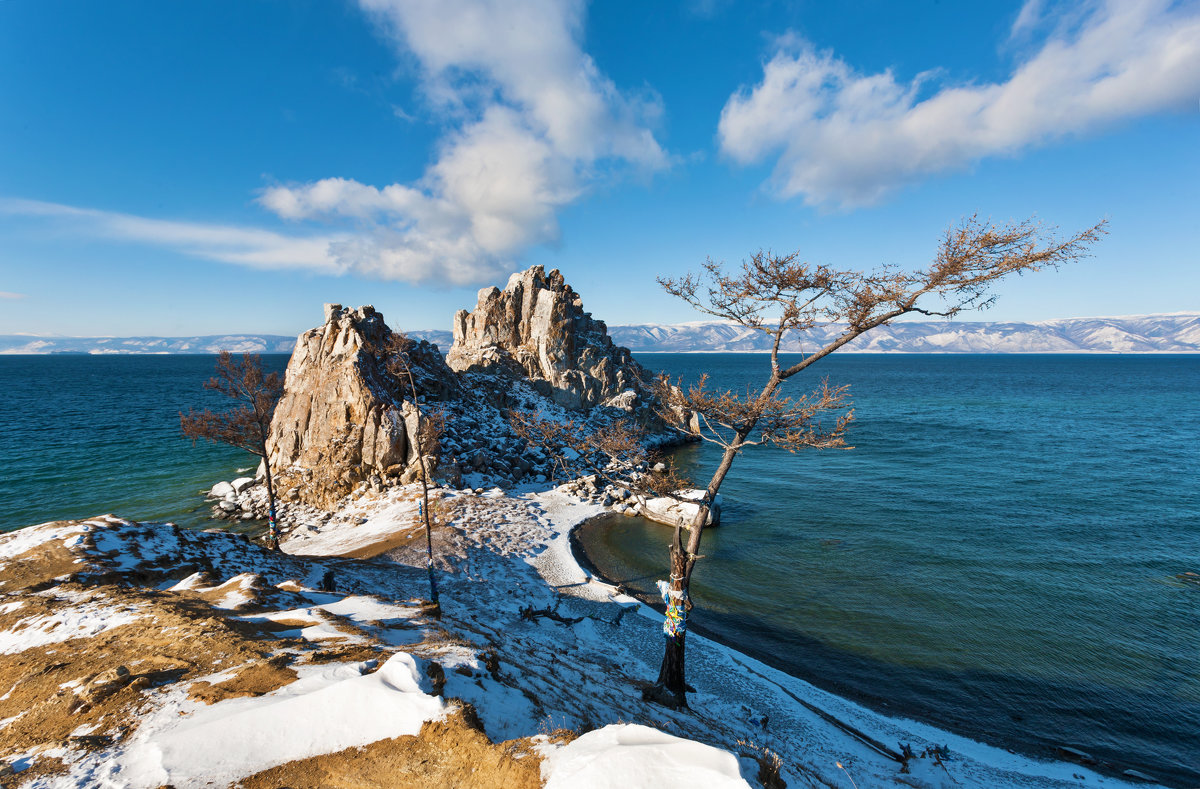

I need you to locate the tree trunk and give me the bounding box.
[642,544,692,707]
[418,466,439,611]
[405,368,440,613]
[644,442,743,708]
[260,444,280,551]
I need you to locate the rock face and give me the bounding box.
[259,268,692,513]
[266,304,459,507]
[447,266,652,412]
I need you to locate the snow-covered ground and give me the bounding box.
[278,484,1156,789]
[0,493,1161,787]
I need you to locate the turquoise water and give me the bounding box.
[1,353,1197,783]
[0,354,289,532]
[577,354,1200,786]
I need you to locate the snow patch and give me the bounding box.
[106,653,443,787]
[0,599,142,654]
[539,724,752,789]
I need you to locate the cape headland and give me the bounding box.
[0,267,1165,788]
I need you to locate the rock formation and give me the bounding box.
[261,268,692,512]
[266,304,458,507]
[447,266,653,412]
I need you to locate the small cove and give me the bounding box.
[574,353,1200,787]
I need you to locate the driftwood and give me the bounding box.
[519,605,583,625]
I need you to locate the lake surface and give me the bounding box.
[1,353,1197,784]
[0,354,289,532]
[577,353,1200,786]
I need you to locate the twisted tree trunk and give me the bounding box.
[643,441,742,707]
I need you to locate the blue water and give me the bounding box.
[576,354,1200,786]
[0,355,289,532]
[1,353,1197,783]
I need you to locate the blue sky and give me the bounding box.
[1,0,1196,336]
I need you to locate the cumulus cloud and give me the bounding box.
[718,0,1200,208]
[260,0,666,285]
[0,199,345,273]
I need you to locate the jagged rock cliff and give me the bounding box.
[447,266,652,412]
[262,268,689,511]
[266,304,458,507]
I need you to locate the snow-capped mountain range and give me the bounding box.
[1,313,1197,355]
[607,312,1200,354]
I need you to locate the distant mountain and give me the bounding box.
[606,313,1200,354]
[0,334,299,355]
[2,314,1196,355]
[0,330,454,356]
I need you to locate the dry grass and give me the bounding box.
[238,704,546,789]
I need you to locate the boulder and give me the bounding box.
[208,481,234,500]
[231,477,257,494]
[643,490,722,529]
[79,665,131,703]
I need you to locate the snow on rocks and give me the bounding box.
[281,488,422,556]
[643,489,722,528]
[539,724,752,789]
[556,477,721,528]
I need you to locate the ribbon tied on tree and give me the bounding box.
[656,579,688,638]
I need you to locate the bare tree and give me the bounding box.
[518,216,1106,708]
[382,333,447,614]
[633,215,1107,707]
[181,352,285,550]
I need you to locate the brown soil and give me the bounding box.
[0,528,380,782]
[0,527,86,591]
[0,516,559,788]
[238,706,546,789]
[188,656,299,704]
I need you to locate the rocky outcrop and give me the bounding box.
[447,267,653,412]
[266,304,458,507]
[259,269,692,512]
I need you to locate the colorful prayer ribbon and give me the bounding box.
[656,579,688,638]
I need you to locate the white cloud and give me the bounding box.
[259,0,666,284]
[1010,0,1046,39]
[718,0,1200,208]
[0,291,26,300]
[0,199,345,273]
